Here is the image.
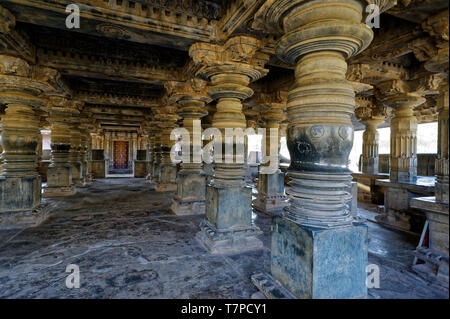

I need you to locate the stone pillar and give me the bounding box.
[155,103,179,192]
[435,87,449,204]
[378,81,424,182]
[0,55,45,228]
[79,111,92,183]
[376,76,441,182]
[166,79,211,215]
[146,132,155,180]
[251,0,381,299]
[69,101,84,187]
[355,97,390,174]
[410,10,450,285]
[253,93,288,215]
[43,96,77,197]
[189,36,269,254]
[149,128,162,184]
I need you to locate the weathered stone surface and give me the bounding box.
[253,171,287,215]
[134,161,149,178]
[375,177,435,232]
[271,217,368,299]
[0,54,45,222]
[0,178,448,299]
[90,160,107,179]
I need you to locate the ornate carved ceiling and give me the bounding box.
[0,0,447,133]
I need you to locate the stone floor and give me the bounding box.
[0,178,448,299]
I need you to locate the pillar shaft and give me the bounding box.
[355,100,390,175]
[0,54,44,223]
[253,97,287,214]
[189,36,269,254]
[388,96,422,182]
[155,104,178,191]
[43,97,77,197]
[167,79,210,215]
[252,0,382,299]
[435,88,449,203]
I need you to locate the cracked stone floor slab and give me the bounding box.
[0,178,448,299]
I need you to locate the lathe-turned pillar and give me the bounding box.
[377,79,431,182]
[253,93,288,215]
[43,96,77,197]
[166,79,211,215]
[155,103,179,192]
[149,128,162,184]
[69,101,84,187]
[355,97,390,174]
[189,36,269,254]
[251,0,387,299]
[0,55,45,228]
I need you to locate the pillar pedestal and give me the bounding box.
[253,171,287,215]
[196,185,263,254]
[411,197,449,286]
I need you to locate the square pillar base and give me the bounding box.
[42,185,76,198]
[197,185,263,254]
[73,178,87,188]
[196,219,263,255]
[270,217,368,299]
[170,171,206,215]
[0,176,42,229]
[170,198,205,216]
[155,183,177,192]
[0,201,52,230]
[253,172,288,215]
[253,196,288,215]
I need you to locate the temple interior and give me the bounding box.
[0,0,448,299]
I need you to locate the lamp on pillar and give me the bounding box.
[166,78,211,215]
[189,35,269,254]
[249,0,398,299]
[0,54,46,228]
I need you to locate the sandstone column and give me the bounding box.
[376,78,438,182]
[409,9,449,284]
[253,93,288,214]
[155,102,179,192]
[167,79,211,215]
[149,126,162,184]
[355,97,390,174]
[0,55,45,227]
[422,9,450,204]
[69,101,84,187]
[252,0,389,298]
[189,36,269,254]
[43,96,77,197]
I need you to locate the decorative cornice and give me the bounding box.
[74,91,160,108]
[37,48,181,83]
[0,5,35,63]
